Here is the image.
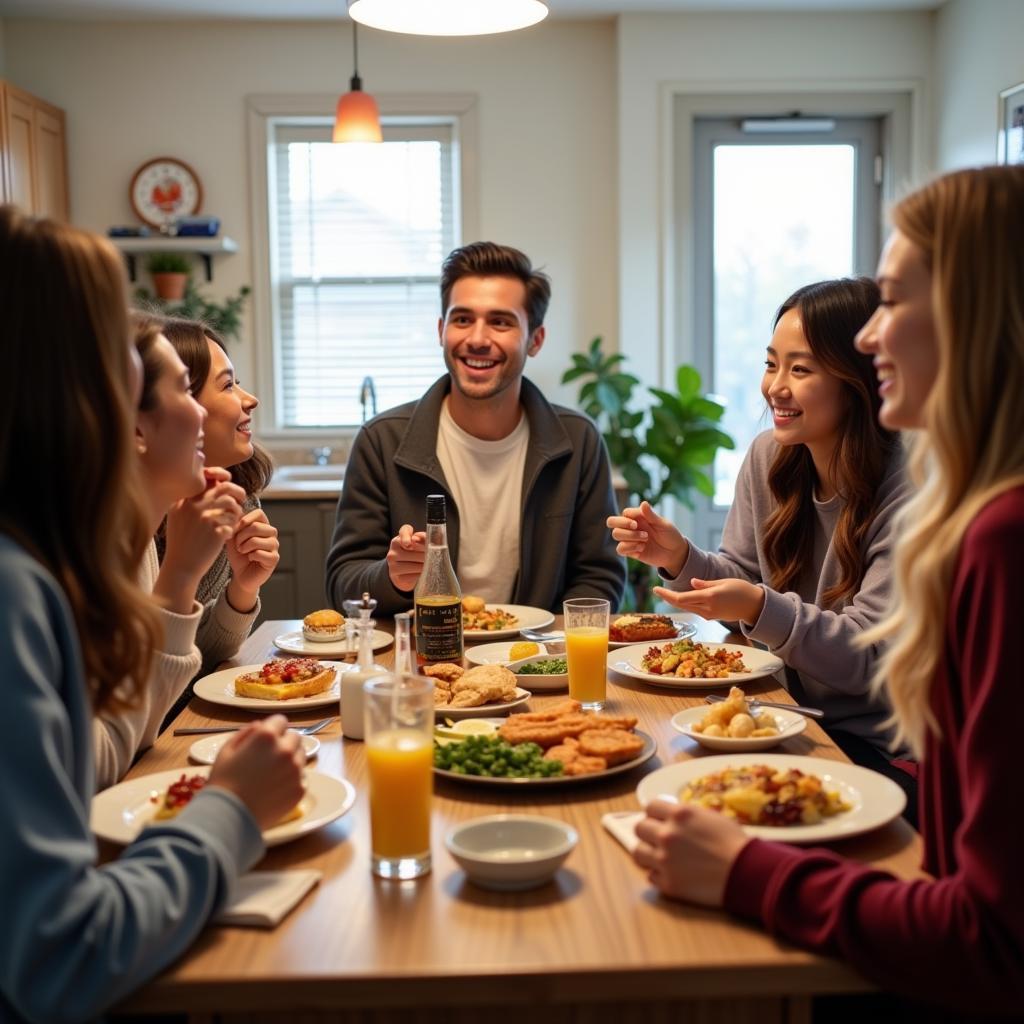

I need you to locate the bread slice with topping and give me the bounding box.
[234,658,336,700]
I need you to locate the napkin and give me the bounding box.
[601,810,644,855]
[215,870,322,928]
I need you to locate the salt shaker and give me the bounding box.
[340,592,385,740]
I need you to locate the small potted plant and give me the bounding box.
[146,252,191,301]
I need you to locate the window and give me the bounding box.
[266,120,457,429]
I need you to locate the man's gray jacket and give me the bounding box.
[325,375,626,615]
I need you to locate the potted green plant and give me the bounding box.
[145,252,191,302]
[563,337,735,610]
[133,279,251,342]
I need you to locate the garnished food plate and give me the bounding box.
[608,641,783,689]
[91,767,356,847]
[434,687,532,721]
[463,604,554,641]
[636,753,905,843]
[193,661,348,712]
[434,729,657,787]
[608,615,697,649]
[273,629,393,657]
[670,704,807,752]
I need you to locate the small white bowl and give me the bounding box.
[445,814,578,891]
[507,653,568,691]
[670,704,807,752]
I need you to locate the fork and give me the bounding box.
[173,716,337,736]
[704,694,824,719]
[520,628,566,642]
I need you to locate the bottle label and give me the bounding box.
[415,598,463,662]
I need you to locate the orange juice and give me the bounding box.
[366,729,433,859]
[566,627,609,706]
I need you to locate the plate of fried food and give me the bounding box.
[461,596,555,640]
[423,662,532,719]
[608,613,697,648]
[433,699,657,786]
[192,658,347,711]
[609,639,783,689]
[670,687,807,751]
[90,767,356,847]
[636,753,906,843]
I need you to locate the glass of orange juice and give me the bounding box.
[364,674,434,879]
[563,598,610,711]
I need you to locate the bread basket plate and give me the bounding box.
[463,605,555,641]
[608,642,783,690]
[193,661,348,712]
[669,704,807,751]
[273,629,393,657]
[636,753,905,844]
[434,687,532,721]
[91,767,356,847]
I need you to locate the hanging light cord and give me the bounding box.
[350,21,363,91]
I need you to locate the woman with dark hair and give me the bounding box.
[155,317,280,676]
[0,206,304,1023]
[608,277,913,798]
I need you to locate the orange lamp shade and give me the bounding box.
[333,89,383,143]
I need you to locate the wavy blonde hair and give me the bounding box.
[0,206,161,713]
[867,166,1024,756]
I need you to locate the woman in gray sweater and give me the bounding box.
[0,207,304,1023]
[608,278,914,804]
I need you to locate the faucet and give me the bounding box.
[311,445,332,466]
[359,376,377,424]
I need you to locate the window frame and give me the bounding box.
[247,92,479,440]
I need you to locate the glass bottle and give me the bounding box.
[393,611,414,675]
[339,592,386,740]
[413,494,463,663]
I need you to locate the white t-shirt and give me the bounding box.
[436,400,530,604]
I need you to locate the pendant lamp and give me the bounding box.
[333,21,383,143]
[348,0,548,37]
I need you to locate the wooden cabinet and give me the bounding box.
[0,80,69,220]
[258,499,339,623]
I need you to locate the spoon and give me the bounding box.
[704,694,824,719]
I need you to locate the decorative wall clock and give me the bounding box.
[129,157,203,230]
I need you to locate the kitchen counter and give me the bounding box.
[263,464,344,501]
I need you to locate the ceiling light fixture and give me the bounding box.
[333,20,383,143]
[348,0,549,37]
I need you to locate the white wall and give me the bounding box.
[3,17,616,440]
[933,0,1024,170]
[617,10,933,389]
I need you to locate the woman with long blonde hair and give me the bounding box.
[0,207,304,1023]
[632,166,1024,1016]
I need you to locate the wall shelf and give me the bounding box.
[110,236,238,283]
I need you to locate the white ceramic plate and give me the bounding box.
[273,629,393,658]
[188,731,321,765]
[669,705,807,752]
[636,753,906,844]
[609,617,697,649]
[466,641,548,667]
[463,604,555,641]
[91,767,356,848]
[608,642,784,689]
[435,730,658,787]
[507,653,568,692]
[192,662,348,712]
[434,687,532,720]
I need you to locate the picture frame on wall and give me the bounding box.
[998,82,1024,165]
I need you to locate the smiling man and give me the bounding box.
[326,241,625,615]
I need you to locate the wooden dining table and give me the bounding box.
[111,615,925,1024]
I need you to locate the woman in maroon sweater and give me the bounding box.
[634,164,1024,1017]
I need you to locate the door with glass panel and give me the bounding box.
[690,116,881,550]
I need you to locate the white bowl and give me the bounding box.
[444,814,578,891]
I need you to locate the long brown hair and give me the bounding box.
[866,166,1024,756]
[157,316,274,495]
[762,277,899,606]
[0,206,161,713]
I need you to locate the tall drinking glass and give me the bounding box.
[563,598,610,711]
[364,674,434,880]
